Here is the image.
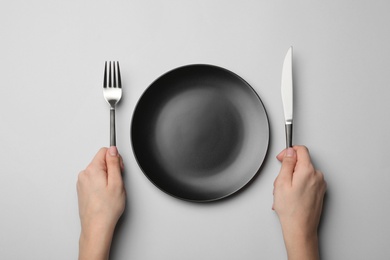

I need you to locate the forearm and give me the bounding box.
[283,231,320,260]
[79,226,114,260]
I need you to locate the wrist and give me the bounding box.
[79,223,115,260]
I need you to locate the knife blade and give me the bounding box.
[281,46,293,148]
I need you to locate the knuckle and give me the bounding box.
[273,175,288,188]
[298,145,312,160]
[77,170,87,184]
[99,147,108,153]
[317,171,327,189]
[308,164,316,174]
[295,145,309,153]
[316,170,325,180]
[302,145,309,153]
[78,170,86,179]
[85,162,95,172]
[273,177,279,187]
[323,179,328,191]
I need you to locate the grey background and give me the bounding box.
[1,0,389,259]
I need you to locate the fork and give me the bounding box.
[103,61,122,146]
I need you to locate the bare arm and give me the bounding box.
[273,146,327,260]
[77,147,126,260]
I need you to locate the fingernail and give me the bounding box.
[109,146,118,156]
[285,147,294,157]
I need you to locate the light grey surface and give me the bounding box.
[1,0,389,259]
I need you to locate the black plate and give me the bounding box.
[131,64,269,202]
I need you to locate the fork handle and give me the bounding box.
[110,108,116,146]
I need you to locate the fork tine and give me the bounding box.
[103,61,107,88]
[117,62,122,89]
[113,61,117,88]
[108,61,112,88]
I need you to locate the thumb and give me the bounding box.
[106,146,122,184]
[277,148,297,185]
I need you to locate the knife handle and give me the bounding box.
[285,122,293,148]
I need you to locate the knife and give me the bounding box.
[281,46,293,148]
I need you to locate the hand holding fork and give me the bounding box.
[103,61,122,146]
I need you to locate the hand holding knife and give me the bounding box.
[281,46,293,148]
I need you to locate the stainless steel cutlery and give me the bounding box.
[281,47,293,148]
[103,61,122,146]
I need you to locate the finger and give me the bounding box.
[106,146,123,185]
[276,149,286,162]
[294,145,315,171]
[87,147,108,174]
[295,145,311,160]
[276,147,297,185]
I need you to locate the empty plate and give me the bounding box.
[131,64,269,202]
